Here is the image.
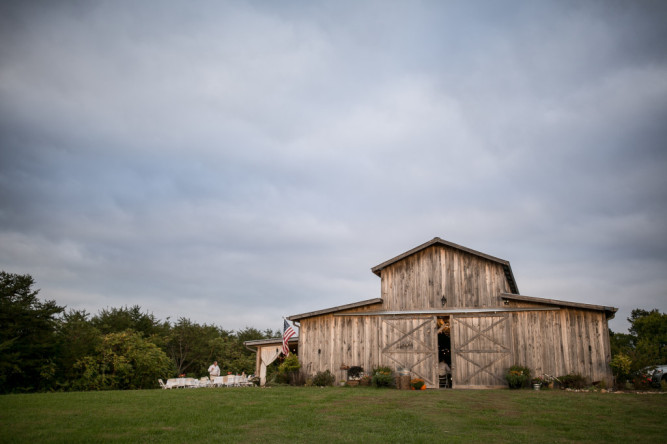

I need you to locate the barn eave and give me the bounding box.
[500,293,618,319]
[287,298,383,322]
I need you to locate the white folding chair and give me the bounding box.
[159,379,169,389]
[200,377,210,387]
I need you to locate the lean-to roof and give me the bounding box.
[287,298,383,322]
[500,293,617,318]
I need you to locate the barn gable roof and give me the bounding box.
[287,298,383,322]
[500,293,617,319]
[371,237,520,294]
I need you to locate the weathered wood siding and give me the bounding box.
[380,316,438,387]
[379,245,511,310]
[298,303,382,382]
[507,301,613,385]
[298,308,440,386]
[450,314,512,388]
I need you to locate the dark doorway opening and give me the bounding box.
[437,317,451,388]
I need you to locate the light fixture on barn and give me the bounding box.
[441,296,447,307]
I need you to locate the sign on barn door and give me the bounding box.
[380,316,438,388]
[451,314,511,388]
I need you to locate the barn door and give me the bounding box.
[451,314,511,388]
[380,316,438,387]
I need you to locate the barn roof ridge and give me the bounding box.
[371,237,520,294]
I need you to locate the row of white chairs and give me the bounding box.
[159,375,254,389]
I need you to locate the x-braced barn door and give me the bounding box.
[381,316,437,388]
[451,314,511,388]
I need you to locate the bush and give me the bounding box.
[505,365,531,389]
[557,374,587,390]
[632,371,652,390]
[312,370,335,387]
[610,353,632,384]
[371,366,394,388]
[276,354,302,385]
[278,354,301,374]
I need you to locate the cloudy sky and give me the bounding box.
[1,1,666,333]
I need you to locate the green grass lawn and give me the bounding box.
[1,387,666,443]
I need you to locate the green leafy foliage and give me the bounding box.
[72,330,172,390]
[274,353,302,385]
[505,365,531,389]
[610,308,667,379]
[278,353,301,374]
[0,270,286,392]
[609,353,633,383]
[371,366,394,388]
[55,309,102,389]
[556,373,587,390]
[0,272,64,393]
[312,370,335,386]
[91,305,168,338]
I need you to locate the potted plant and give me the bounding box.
[348,366,364,380]
[531,376,545,390]
[410,378,426,390]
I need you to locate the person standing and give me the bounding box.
[208,361,220,379]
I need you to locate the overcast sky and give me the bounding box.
[1,1,666,334]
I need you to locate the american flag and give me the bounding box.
[282,319,296,355]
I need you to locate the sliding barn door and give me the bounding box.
[451,314,511,388]
[380,316,438,388]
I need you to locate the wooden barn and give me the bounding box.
[281,237,617,389]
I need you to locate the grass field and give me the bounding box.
[1,387,666,443]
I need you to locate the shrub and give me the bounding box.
[312,370,335,387]
[557,373,587,390]
[371,367,394,388]
[632,372,652,390]
[278,354,301,374]
[505,365,531,389]
[276,354,302,385]
[610,353,632,384]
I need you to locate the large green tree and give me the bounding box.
[55,309,101,389]
[610,308,667,381]
[72,330,172,390]
[91,305,168,338]
[164,318,231,377]
[0,271,64,393]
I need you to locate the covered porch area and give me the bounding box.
[244,337,298,386]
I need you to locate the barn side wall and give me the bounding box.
[380,245,512,311]
[298,304,382,382]
[507,302,613,386]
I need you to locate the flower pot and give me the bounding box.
[533,383,541,390]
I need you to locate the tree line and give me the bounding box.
[2,270,665,393]
[0,271,279,393]
[609,308,667,385]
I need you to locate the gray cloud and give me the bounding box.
[1,1,666,332]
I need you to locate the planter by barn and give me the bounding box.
[287,237,617,388]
